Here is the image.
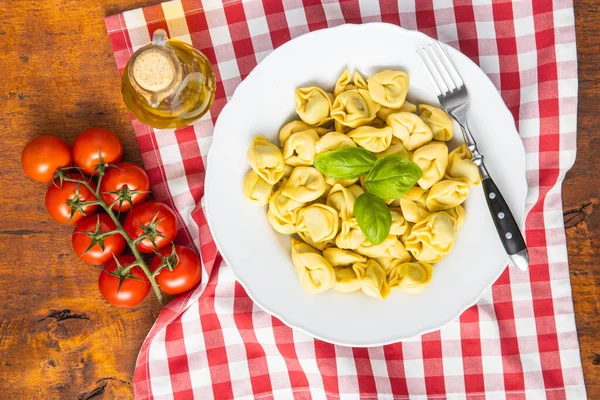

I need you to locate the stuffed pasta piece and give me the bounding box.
[291,238,335,293]
[332,266,362,293]
[279,120,328,147]
[283,129,320,166]
[377,101,417,120]
[331,89,379,128]
[296,204,340,248]
[446,144,481,186]
[315,132,357,155]
[387,112,433,151]
[335,218,367,250]
[418,104,453,142]
[322,248,366,267]
[356,236,410,260]
[347,126,393,153]
[295,87,333,127]
[387,261,433,294]
[400,186,431,224]
[326,184,357,221]
[367,70,409,109]
[404,212,457,263]
[352,259,390,299]
[411,142,449,190]
[247,135,286,185]
[242,170,274,205]
[281,166,326,203]
[267,189,304,234]
[426,179,470,212]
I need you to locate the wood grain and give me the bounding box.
[0,1,597,399]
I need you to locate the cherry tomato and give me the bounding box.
[45,173,98,224]
[98,255,150,308]
[72,214,127,265]
[150,245,202,295]
[22,136,72,182]
[100,162,150,212]
[123,201,177,253]
[72,128,123,175]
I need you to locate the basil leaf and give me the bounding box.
[354,193,391,245]
[313,148,376,180]
[365,154,423,199]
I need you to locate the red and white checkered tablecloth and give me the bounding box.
[105,0,584,398]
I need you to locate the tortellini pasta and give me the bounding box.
[281,166,326,202]
[356,236,410,259]
[389,209,409,235]
[405,212,456,263]
[331,89,379,128]
[387,112,433,151]
[352,259,390,299]
[247,135,286,185]
[442,204,466,232]
[332,266,362,293]
[377,101,417,120]
[267,189,303,234]
[296,204,339,252]
[387,261,433,294]
[426,179,470,212]
[446,144,481,186]
[418,104,453,142]
[244,69,473,298]
[315,132,356,155]
[242,170,274,205]
[347,126,393,153]
[400,186,431,223]
[295,87,333,126]
[279,120,328,146]
[375,256,408,275]
[374,137,410,159]
[334,69,352,97]
[326,184,356,220]
[291,238,335,293]
[336,218,367,250]
[367,70,409,109]
[411,142,449,190]
[283,129,320,166]
[323,248,366,267]
[325,177,359,188]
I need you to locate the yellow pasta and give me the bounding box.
[295,87,333,126]
[244,69,475,298]
[247,135,286,185]
[242,170,274,205]
[331,89,379,128]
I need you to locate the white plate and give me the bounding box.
[205,23,527,346]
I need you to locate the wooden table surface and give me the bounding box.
[0,1,597,398]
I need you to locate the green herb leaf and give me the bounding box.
[313,147,377,180]
[365,154,423,199]
[354,193,391,245]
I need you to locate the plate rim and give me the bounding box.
[204,22,528,347]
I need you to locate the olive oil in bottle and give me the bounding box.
[121,29,216,129]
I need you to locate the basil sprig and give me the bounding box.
[313,148,376,180]
[354,193,391,245]
[364,155,423,199]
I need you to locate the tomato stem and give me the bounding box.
[61,169,164,305]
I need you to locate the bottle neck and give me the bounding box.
[128,31,183,107]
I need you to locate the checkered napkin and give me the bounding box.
[105,0,585,398]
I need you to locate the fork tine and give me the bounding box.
[427,44,457,92]
[418,48,449,95]
[417,49,442,96]
[432,41,464,89]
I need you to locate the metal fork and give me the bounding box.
[417,42,529,271]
